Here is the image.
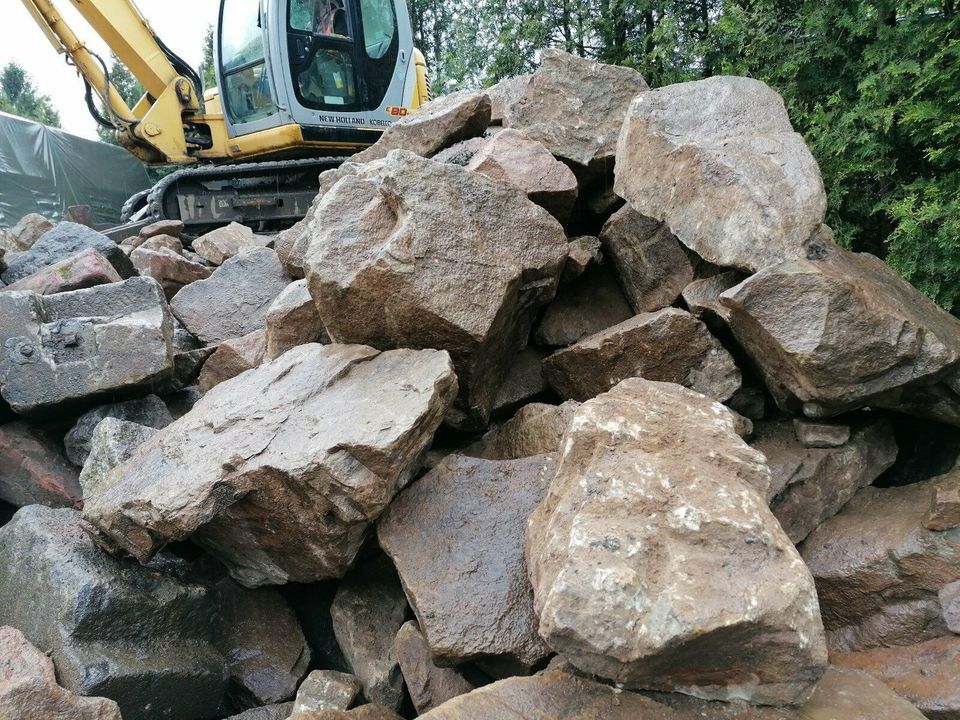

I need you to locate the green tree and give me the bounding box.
[200,24,217,91]
[0,62,61,127]
[95,54,144,144]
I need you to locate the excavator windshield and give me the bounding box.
[221,0,280,123]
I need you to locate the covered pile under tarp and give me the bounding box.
[0,112,151,227]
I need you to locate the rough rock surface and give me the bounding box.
[2,248,122,295]
[682,272,743,325]
[599,205,693,313]
[491,347,549,415]
[560,235,602,283]
[721,243,960,423]
[487,74,530,125]
[504,49,649,176]
[417,672,673,720]
[0,506,227,720]
[131,244,213,299]
[193,223,272,265]
[534,264,634,347]
[833,637,960,720]
[330,556,408,711]
[139,219,184,241]
[940,580,960,632]
[379,455,553,675]
[543,308,742,403]
[927,482,960,531]
[615,76,827,272]
[198,330,267,392]
[265,279,328,359]
[467,401,579,461]
[394,621,474,714]
[527,379,827,704]
[0,421,82,508]
[78,418,158,499]
[466,129,578,223]
[0,625,122,720]
[303,151,567,430]
[793,419,852,448]
[171,248,291,345]
[1,222,135,284]
[293,670,363,714]
[8,213,54,249]
[0,277,174,414]
[801,470,960,652]
[351,91,491,164]
[291,707,402,720]
[752,418,898,543]
[225,703,294,720]
[83,344,457,587]
[64,394,173,466]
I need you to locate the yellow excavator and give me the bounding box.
[19,0,430,234]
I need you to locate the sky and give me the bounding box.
[0,0,220,140]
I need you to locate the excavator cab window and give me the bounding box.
[221,0,280,124]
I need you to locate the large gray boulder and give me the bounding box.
[265,279,328,359]
[394,621,474,715]
[83,344,457,587]
[78,418,158,500]
[615,76,827,272]
[1,222,134,284]
[527,379,827,705]
[64,394,173,466]
[378,454,554,676]
[0,506,227,720]
[721,243,960,424]
[542,308,741,403]
[0,277,175,415]
[303,151,567,430]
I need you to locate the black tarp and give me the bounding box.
[0,111,151,227]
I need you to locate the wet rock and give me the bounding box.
[616,77,827,273]
[2,222,134,284]
[83,344,457,587]
[801,470,960,652]
[682,272,744,325]
[752,418,897,543]
[0,277,175,415]
[940,581,960,632]
[466,401,579,461]
[504,49,649,178]
[193,223,273,266]
[0,625,122,720]
[293,670,363,714]
[0,421,82,508]
[543,308,741,403]
[833,637,960,720]
[927,482,960,531]
[8,213,54,249]
[491,347,549,416]
[225,703,294,720]
[793,419,852,448]
[304,151,567,430]
[527,379,826,705]
[534,264,634,347]
[600,206,693,313]
[417,672,673,720]
[139,219,184,241]
[330,556,408,711]
[352,91,491,164]
[0,506,227,720]
[131,244,213,300]
[379,454,553,675]
[64,394,173,466]
[197,330,266,392]
[171,248,291,345]
[78,418,157,499]
[265,279,328,360]
[466,129,578,224]
[2,248,122,295]
[721,243,960,423]
[394,621,474,714]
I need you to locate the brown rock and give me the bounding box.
[466,401,580,461]
[491,347,549,416]
[928,483,960,531]
[940,581,960,632]
[751,418,897,543]
[275,168,349,280]
[82,344,457,587]
[504,49,649,177]
[2,248,122,296]
[378,455,554,675]
[351,91,491,164]
[225,704,294,720]
[534,264,634,347]
[527,379,827,705]
[0,422,82,509]
[833,637,960,720]
[0,625,122,720]
[792,419,852,448]
[198,330,267,392]
[600,205,694,313]
[801,470,960,652]
[561,235,602,283]
[139,219,184,240]
[615,77,827,273]
[720,243,960,424]
[8,213,54,249]
[431,135,490,166]
[543,308,742,403]
[394,621,474,714]
[487,74,530,125]
[292,706,402,720]
[193,222,272,265]
[139,234,184,253]
[303,150,567,430]
[466,129,578,224]
[265,279,328,359]
[292,670,362,714]
[682,272,744,325]
[131,245,213,300]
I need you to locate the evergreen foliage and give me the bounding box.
[0,62,62,128]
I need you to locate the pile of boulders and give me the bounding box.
[0,48,958,720]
